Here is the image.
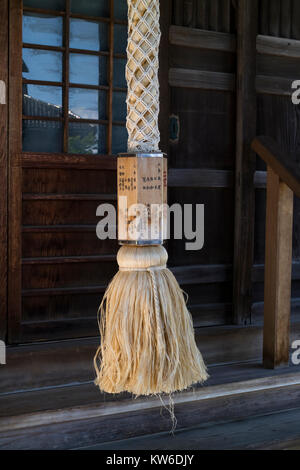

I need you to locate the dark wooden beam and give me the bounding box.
[22,153,118,170]
[168,168,233,188]
[169,67,235,91]
[169,25,236,51]
[233,0,258,325]
[0,0,8,341]
[8,0,22,343]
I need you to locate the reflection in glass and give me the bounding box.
[70,19,108,51]
[114,25,127,54]
[69,88,107,120]
[70,54,107,86]
[70,0,109,17]
[113,58,126,88]
[23,13,63,47]
[114,0,128,20]
[112,92,126,122]
[22,49,63,82]
[23,120,63,152]
[23,85,62,117]
[68,123,107,154]
[112,125,127,154]
[23,0,65,10]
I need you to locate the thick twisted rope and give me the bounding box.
[126,0,161,152]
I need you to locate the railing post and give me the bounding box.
[263,166,294,368]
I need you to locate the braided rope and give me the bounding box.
[126,0,161,152]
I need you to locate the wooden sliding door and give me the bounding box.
[8,0,128,343]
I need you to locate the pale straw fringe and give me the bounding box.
[94,246,209,396]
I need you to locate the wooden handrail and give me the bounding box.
[252,136,296,369]
[252,136,300,197]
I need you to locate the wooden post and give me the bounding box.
[233,0,258,325]
[263,166,293,369]
[0,0,8,341]
[8,0,22,343]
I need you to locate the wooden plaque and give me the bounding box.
[117,153,167,245]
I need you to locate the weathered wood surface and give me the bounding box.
[169,67,235,91]
[252,137,300,198]
[83,406,300,450]
[168,168,233,188]
[257,35,300,58]
[8,0,22,342]
[263,167,293,368]
[259,0,300,40]
[233,0,258,325]
[169,25,236,51]
[0,0,8,341]
[1,367,300,449]
[170,24,300,59]
[173,0,232,33]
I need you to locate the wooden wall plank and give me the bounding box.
[259,0,269,36]
[257,35,300,59]
[280,0,292,38]
[8,0,22,343]
[269,0,281,37]
[169,68,235,91]
[173,0,184,26]
[169,25,236,52]
[22,153,117,170]
[256,75,294,97]
[0,0,8,341]
[196,0,209,30]
[233,0,258,325]
[168,169,233,188]
[292,0,300,40]
[221,0,231,33]
[183,0,195,28]
[209,0,219,32]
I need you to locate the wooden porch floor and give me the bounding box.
[79,407,300,450]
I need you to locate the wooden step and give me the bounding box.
[1,362,300,449]
[80,407,300,450]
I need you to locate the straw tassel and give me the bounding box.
[94,246,208,396]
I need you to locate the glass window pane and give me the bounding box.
[23,120,63,152]
[69,88,107,120]
[114,0,128,20]
[23,13,63,47]
[22,49,63,82]
[23,0,65,10]
[70,53,107,86]
[23,85,62,117]
[112,92,126,122]
[113,58,126,88]
[70,19,108,52]
[68,123,107,154]
[112,125,127,154]
[70,0,109,17]
[114,24,127,54]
